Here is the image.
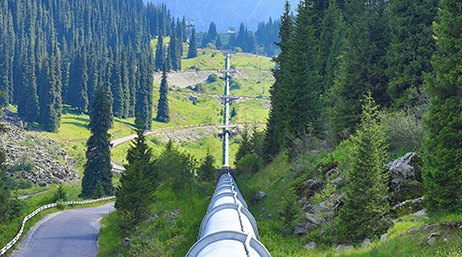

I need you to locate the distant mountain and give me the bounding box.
[143,0,299,32]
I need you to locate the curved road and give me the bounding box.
[11,202,115,257]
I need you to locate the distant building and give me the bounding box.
[227,27,235,34]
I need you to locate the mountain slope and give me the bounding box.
[143,0,299,32]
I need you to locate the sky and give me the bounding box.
[143,0,300,32]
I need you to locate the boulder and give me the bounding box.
[294,224,307,235]
[384,197,425,218]
[380,233,388,241]
[388,152,424,182]
[330,177,344,185]
[335,245,352,252]
[390,179,424,203]
[305,213,322,225]
[304,242,316,250]
[361,238,371,249]
[255,191,266,199]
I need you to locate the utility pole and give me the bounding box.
[216,54,238,182]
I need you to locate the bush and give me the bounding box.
[234,47,242,52]
[205,43,216,50]
[230,78,241,90]
[52,184,67,202]
[236,154,261,174]
[206,73,218,83]
[380,110,426,154]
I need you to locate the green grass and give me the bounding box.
[181,49,275,71]
[98,181,212,257]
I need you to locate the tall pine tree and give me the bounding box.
[423,0,462,214]
[330,0,390,140]
[81,84,114,198]
[156,64,170,123]
[263,0,293,162]
[187,26,198,58]
[115,119,157,228]
[136,44,154,130]
[386,0,438,109]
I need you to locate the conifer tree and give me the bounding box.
[187,27,198,58]
[318,0,346,92]
[67,49,89,112]
[197,148,216,183]
[386,0,438,109]
[115,119,157,228]
[216,35,223,49]
[263,0,293,162]
[283,0,323,145]
[156,64,170,123]
[154,35,165,71]
[81,84,114,198]
[338,93,389,241]
[331,0,390,140]
[423,0,462,214]
[38,42,62,132]
[235,126,253,165]
[136,44,154,130]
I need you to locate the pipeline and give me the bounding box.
[186,172,270,257]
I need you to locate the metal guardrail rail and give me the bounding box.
[186,173,270,257]
[0,196,116,256]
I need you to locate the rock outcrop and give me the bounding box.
[0,110,79,186]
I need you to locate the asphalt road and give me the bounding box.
[11,202,115,257]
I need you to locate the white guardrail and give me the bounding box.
[0,196,116,256]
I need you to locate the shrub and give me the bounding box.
[206,73,218,83]
[52,184,67,202]
[234,47,242,52]
[380,110,426,154]
[236,154,261,174]
[205,43,216,50]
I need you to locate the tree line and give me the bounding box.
[200,19,281,56]
[0,0,189,131]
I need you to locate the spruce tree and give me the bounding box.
[115,120,157,228]
[338,93,389,241]
[38,42,62,132]
[216,35,222,49]
[386,0,438,109]
[263,0,293,162]
[187,27,198,58]
[136,44,154,130]
[330,0,390,140]
[318,0,346,92]
[156,65,170,123]
[81,84,114,198]
[423,0,462,214]
[67,49,89,113]
[235,126,253,165]
[155,35,165,71]
[197,148,216,183]
[283,0,323,146]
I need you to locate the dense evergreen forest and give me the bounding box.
[0,0,187,131]
[263,0,439,160]
[199,18,281,56]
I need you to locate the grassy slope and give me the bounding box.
[236,150,462,256]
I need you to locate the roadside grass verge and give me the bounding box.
[99,182,212,257]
